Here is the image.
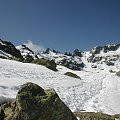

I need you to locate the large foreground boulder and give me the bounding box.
[1,82,77,120]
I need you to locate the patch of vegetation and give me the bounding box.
[64,72,81,79]
[74,112,115,120]
[32,58,58,71]
[116,70,120,77]
[0,56,7,59]
[9,57,24,62]
[112,114,120,119]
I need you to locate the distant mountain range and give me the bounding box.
[0,38,119,72]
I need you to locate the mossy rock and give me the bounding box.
[64,72,81,79]
[116,70,120,77]
[74,112,115,120]
[3,82,77,120]
[32,58,58,71]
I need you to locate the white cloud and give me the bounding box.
[24,40,45,54]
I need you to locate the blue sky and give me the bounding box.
[0,0,120,52]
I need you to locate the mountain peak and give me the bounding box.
[16,44,34,54]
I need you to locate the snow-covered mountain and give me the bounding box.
[38,48,84,70]
[0,39,119,72]
[16,45,38,62]
[16,43,120,73]
[0,39,120,115]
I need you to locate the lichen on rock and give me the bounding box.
[2,82,77,120]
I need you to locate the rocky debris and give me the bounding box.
[104,61,114,66]
[1,82,77,120]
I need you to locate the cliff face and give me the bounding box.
[0,39,23,60]
[1,82,77,120]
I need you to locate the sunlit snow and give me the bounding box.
[0,57,120,115]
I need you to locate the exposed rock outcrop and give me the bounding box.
[1,82,77,120]
[0,39,23,60]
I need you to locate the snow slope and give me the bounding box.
[0,58,120,115]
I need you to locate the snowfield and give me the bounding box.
[0,58,120,115]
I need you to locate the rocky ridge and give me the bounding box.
[0,39,23,61]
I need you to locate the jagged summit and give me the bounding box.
[16,44,38,62]
[16,45,34,54]
[0,39,119,71]
[90,44,120,54]
[87,44,120,69]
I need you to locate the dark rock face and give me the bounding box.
[73,49,83,57]
[60,58,84,70]
[87,44,120,64]
[43,48,51,54]
[0,107,5,120]
[0,39,23,60]
[103,44,120,53]
[2,82,77,120]
[90,44,120,55]
[17,45,38,63]
[90,46,103,54]
[20,45,34,54]
[24,54,34,63]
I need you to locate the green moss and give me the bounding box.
[116,70,120,77]
[32,58,58,71]
[4,107,14,120]
[74,112,114,120]
[64,72,81,79]
[112,114,120,119]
